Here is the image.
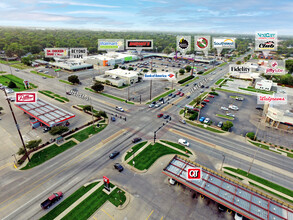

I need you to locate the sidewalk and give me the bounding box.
[222,167,293,202]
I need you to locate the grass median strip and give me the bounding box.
[239,87,274,95]
[21,140,77,170]
[203,67,216,75]
[146,89,175,104]
[39,182,100,220]
[30,70,54,78]
[224,171,244,181]
[188,92,208,106]
[215,88,250,95]
[186,121,225,133]
[65,124,107,142]
[160,140,192,154]
[125,141,147,161]
[0,74,37,91]
[59,79,73,85]
[62,185,126,220]
[100,92,134,104]
[128,143,188,170]
[39,90,69,103]
[224,167,293,198]
[216,114,234,120]
[181,76,199,86]
[10,63,31,69]
[215,78,224,85]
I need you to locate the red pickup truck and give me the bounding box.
[41,192,63,209]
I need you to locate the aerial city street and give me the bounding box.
[0,0,293,220]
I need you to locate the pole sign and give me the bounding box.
[255,32,277,58]
[194,36,210,56]
[177,36,191,55]
[98,39,124,51]
[15,92,37,104]
[23,80,30,89]
[186,167,202,181]
[45,48,68,58]
[261,60,286,75]
[143,73,176,80]
[126,40,153,50]
[229,64,251,74]
[70,48,87,59]
[103,176,110,191]
[213,38,235,56]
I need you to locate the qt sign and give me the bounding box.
[187,167,202,180]
[15,92,37,104]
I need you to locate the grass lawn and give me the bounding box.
[65,124,107,142]
[277,149,293,158]
[62,185,126,220]
[224,167,293,197]
[230,95,243,100]
[125,141,147,161]
[239,87,274,95]
[224,171,244,181]
[181,76,199,86]
[21,140,77,170]
[0,71,6,74]
[186,121,225,133]
[0,60,20,64]
[215,78,224,85]
[146,89,175,104]
[100,92,134,104]
[160,140,192,154]
[59,79,73,85]
[249,182,293,204]
[179,109,184,114]
[215,88,250,95]
[0,74,37,91]
[203,68,216,75]
[11,63,31,69]
[188,92,208,106]
[128,143,188,170]
[30,70,54,78]
[218,62,227,67]
[39,90,69,103]
[216,114,234,120]
[39,182,100,220]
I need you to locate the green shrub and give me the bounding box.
[49,126,69,135]
[178,75,194,84]
[246,132,256,140]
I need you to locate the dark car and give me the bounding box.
[256,107,263,110]
[193,83,197,86]
[114,163,124,172]
[43,127,51,133]
[168,93,173,97]
[109,151,120,159]
[163,114,169,119]
[201,85,205,88]
[218,204,228,213]
[152,101,156,105]
[172,94,176,98]
[132,137,142,143]
[159,97,164,102]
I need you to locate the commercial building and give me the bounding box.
[50,59,93,72]
[85,52,139,66]
[255,80,274,91]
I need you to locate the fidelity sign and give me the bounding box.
[70,48,87,59]
[186,167,202,180]
[15,92,37,104]
[213,38,235,48]
[229,65,251,74]
[126,40,153,49]
[45,48,68,58]
[98,39,124,51]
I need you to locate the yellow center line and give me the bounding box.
[162,97,184,111]
[0,162,13,171]
[93,216,98,220]
[101,209,114,220]
[0,129,127,210]
[160,217,164,220]
[169,128,293,177]
[146,210,154,220]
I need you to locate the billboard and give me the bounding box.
[177,36,191,54]
[98,39,124,51]
[45,48,68,58]
[70,48,87,59]
[259,60,286,75]
[126,40,153,50]
[194,36,210,51]
[213,38,235,49]
[143,73,176,80]
[255,32,277,51]
[229,64,251,74]
[15,92,37,104]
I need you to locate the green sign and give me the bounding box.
[55,69,61,72]
[124,56,133,62]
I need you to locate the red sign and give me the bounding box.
[15,92,37,104]
[187,168,202,180]
[126,40,153,49]
[103,176,110,184]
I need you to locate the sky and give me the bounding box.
[0,0,293,35]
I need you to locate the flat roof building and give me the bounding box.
[50,59,93,72]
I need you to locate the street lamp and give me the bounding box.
[220,154,225,171]
[247,147,260,176]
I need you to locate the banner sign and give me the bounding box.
[143,73,176,80]
[255,32,278,51]
[15,92,37,104]
[98,39,124,51]
[70,48,87,59]
[126,40,153,50]
[213,38,236,49]
[45,48,68,58]
[177,36,191,54]
[229,64,251,74]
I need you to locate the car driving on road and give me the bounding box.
[178,138,190,147]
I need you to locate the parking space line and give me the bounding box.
[101,209,114,220]
[146,210,154,220]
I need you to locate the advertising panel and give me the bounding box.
[143,73,176,80]
[70,48,87,59]
[194,36,210,51]
[103,176,110,191]
[45,48,68,58]
[126,40,153,50]
[257,94,287,105]
[186,167,202,181]
[229,64,251,74]
[15,92,37,104]
[177,36,191,54]
[213,38,235,49]
[255,32,278,51]
[98,39,124,51]
[260,60,286,75]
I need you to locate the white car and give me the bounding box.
[115,106,124,112]
[221,107,229,111]
[203,118,210,124]
[178,138,190,147]
[149,104,155,108]
[229,105,239,111]
[155,103,161,108]
[226,113,235,118]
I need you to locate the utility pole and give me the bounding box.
[220,155,225,171]
[2,88,30,161]
[154,131,156,143]
[247,147,260,176]
[149,57,153,100]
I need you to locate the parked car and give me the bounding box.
[109,151,120,159]
[179,119,186,124]
[186,95,190,99]
[163,114,169,119]
[132,137,142,143]
[199,116,205,122]
[203,118,210,124]
[203,99,210,102]
[41,192,63,209]
[234,212,243,220]
[115,106,124,112]
[236,97,244,101]
[208,94,214,98]
[201,85,205,88]
[176,91,181,95]
[7,97,15,102]
[43,127,51,133]
[217,121,223,128]
[226,113,235,118]
[114,163,124,172]
[229,105,239,111]
[218,204,228,213]
[179,93,184,97]
[221,107,228,111]
[255,107,263,110]
[178,138,190,147]
[157,113,164,118]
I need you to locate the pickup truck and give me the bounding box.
[41,192,63,209]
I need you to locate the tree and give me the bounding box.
[0,106,3,114]
[286,60,293,74]
[8,81,17,88]
[185,65,191,72]
[197,71,204,74]
[49,126,69,135]
[121,66,126,70]
[17,147,26,156]
[189,112,198,121]
[128,67,134,71]
[94,111,107,118]
[246,132,256,140]
[68,75,80,84]
[114,64,118,69]
[21,57,32,66]
[83,105,93,112]
[91,82,104,92]
[152,69,157,73]
[26,139,42,150]
[143,69,148,73]
[222,121,233,131]
[236,61,241,65]
[179,69,185,75]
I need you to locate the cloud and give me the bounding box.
[40,0,120,8]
